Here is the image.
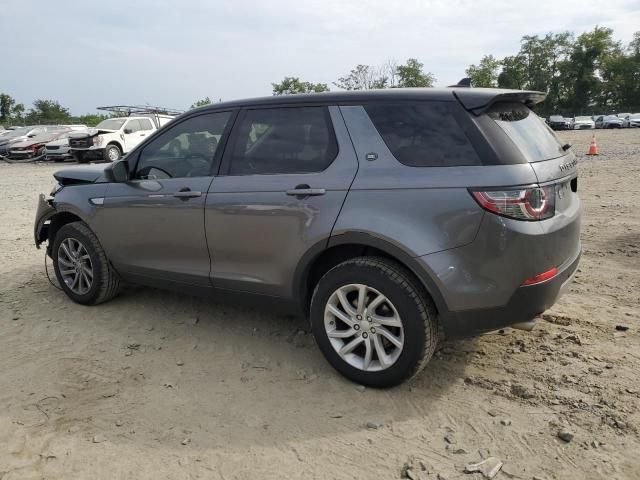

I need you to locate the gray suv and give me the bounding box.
[34,88,581,387]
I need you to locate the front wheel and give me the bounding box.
[104,144,121,162]
[310,257,438,388]
[52,221,121,305]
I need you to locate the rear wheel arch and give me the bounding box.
[296,233,448,317]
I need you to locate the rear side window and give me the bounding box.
[488,102,564,162]
[228,107,338,175]
[139,118,154,131]
[365,103,481,167]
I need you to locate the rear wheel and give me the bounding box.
[52,222,121,305]
[310,257,438,388]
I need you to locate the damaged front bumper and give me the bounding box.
[34,193,56,249]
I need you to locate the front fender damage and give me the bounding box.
[34,193,57,249]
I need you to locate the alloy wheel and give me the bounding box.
[324,284,404,372]
[57,237,93,295]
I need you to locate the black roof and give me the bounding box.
[192,87,546,114]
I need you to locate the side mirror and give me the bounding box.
[28,133,36,138]
[106,160,129,183]
[124,128,133,134]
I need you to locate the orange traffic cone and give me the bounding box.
[587,134,599,155]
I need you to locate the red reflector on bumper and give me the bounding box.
[522,267,558,286]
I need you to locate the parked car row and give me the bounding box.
[1,108,179,162]
[0,125,86,160]
[546,112,640,130]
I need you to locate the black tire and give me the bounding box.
[104,144,121,162]
[73,151,88,163]
[52,221,121,305]
[310,256,438,388]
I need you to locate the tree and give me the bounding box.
[271,77,329,95]
[0,94,16,124]
[25,99,71,125]
[191,97,212,108]
[498,55,527,89]
[396,58,436,87]
[466,55,501,87]
[560,26,620,112]
[334,65,382,90]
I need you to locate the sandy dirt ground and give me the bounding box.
[0,129,638,480]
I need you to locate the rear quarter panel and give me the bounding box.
[336,105,539,257]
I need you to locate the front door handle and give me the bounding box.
[286,185,326,197]
[173,189,202,199]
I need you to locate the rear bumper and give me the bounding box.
[441,250,580,338]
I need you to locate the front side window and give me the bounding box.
[228,107,338,175]
[365,102,481,167]
[135,112,231,179]
[125,120,141,133]
[96,118,126,131]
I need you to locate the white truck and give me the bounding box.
[69,106,180,163]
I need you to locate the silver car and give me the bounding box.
[34,88,581,387]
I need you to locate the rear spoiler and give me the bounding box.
[453,88,547,116]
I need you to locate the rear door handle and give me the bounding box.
[286,187,326,197]
[173,189,202,199]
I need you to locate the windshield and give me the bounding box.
[575,116,591,121]
[96,118,126,130]
[488,102,564,163]
[1,127,30,139]
[605,115,619,120]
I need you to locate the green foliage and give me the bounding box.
[334,65,379,90]
[396,58,436,87]
[469,27,640,114]
[0,93,24,126]
[334,59,435,90]
[466,55,501,87]
[272,77,329,95]
[191,97,212,108]
[25,99,71,125]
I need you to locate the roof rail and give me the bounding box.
[97,105,183,116]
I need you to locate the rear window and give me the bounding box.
[488,103,564,162]
[365,103,481,167]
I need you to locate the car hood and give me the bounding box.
[69,128,116,138]
[574,119,594,124]
[604,118,623,123]
[8,139,36,149]
[53,164,110,185]
[46,138,70,146]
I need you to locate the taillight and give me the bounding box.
[470,185,555,221]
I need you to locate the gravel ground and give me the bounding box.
[0,129,638,479]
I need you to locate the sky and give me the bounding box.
[2,0,639,115]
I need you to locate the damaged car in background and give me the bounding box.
[7,127,72,160]
[68,106,180,163]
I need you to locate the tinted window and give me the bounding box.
[365,103,481,167]
[136,112,231,179]
[125,120,141,133]
[488,102,564,162]
[228,107,338,175]
[139,118,154,131]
